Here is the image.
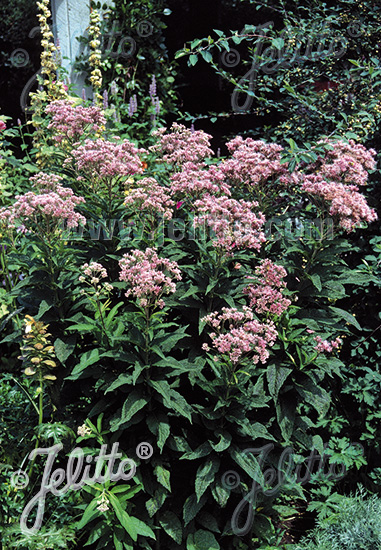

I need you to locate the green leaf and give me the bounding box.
[329,306,362,330]
[127,516,155,539]
[108,493,138,541]
[76,499,99,530]
[54,336,75,365]
[195,458,220,501]
[154,464,171,491]
[105,373,133,393]
[201,50,213,62]
[211,477,230,507]
[194,529,220,550]
[159,511,183,544]
[66,349,100,380]
[110,392,148,431]
[310,273,322,292]
[181,441,212,460]
[230,447,265,486]
[189,54,198,66]
[150,380,193,422]
[210,431,232,452]
[312,435,325,456]
[266,364,293,401]
[145,487,168,517]
[183,494,207,525]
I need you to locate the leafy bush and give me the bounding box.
[293,490,381,550]
[0,88,378,548]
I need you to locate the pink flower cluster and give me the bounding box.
[67,138,146,182]
[193,195,266,252]
[301,175,377,231]
[30,172,64,192]
[0,172,85,232]
[202,307,277,364]
[124,178,175,220]
[46,99,106,143]
[299,140,377,231]
[150,123,213,166]
[79,262,113,296]
[319,139,377,181]
[221,136,290,187]
[243,259,291,316]
[170,163,231,199]
[0,120,6,132]
[314,335,342,353]
[119,248,182,309]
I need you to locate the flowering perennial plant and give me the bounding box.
[202,307,278,365]
[193,195,266,252]
[150,123,213,166]
[221,136,289,187]
[79,262,113,298]
[314,335,342,353]
[45,99,106,143]
[119,248,182,309]
[124,178,175,220]
[67,138,146,194]
[243,259,291,316]
[170,163,231,199]
[0,173,85,236]
[301,175,377,231]
[20,315,57,381]
[36,0,67,98]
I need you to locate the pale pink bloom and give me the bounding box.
[119,248,181,309]
[66,138,146,182]
[314,335,342,353]
[243,259,291,316]
[194,195,266,252]
[46,99,106,142]
[0,172,86,232]
[202,307,277,365]
[124,178,175,220]
[150,123,213,165]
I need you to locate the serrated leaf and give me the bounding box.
[159,511,183,544]
[195,458,220,502]
[329,306,361,330]
[150,380,193,422]
[154,464,171,491]
[183,494,206,525]
[110,392,148,431]
[267,364,293,401]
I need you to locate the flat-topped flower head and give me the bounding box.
[194,195,266,252]
[221,137,289,187]
[150,123,213,166]
[0,172,85,236]
[170,163,231,199]
[67,138,146,184]
[301,175,377,231]
[46,99,106,143]
[119,248,181,309]
[202,307,277,365]
[124,177,175,220]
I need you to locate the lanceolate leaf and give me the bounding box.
[267,364,293,401]
[159,511,183,544]
[110,391,148,431]
[195,457,220,501]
